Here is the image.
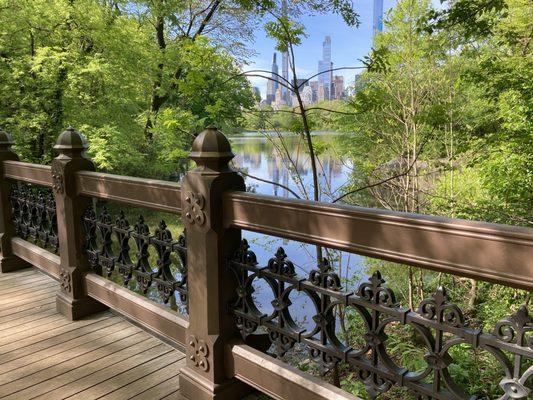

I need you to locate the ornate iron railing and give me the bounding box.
[82,206,188,310]
[2,127,532,400]
[229,239,533,399]
[9,183,59,253]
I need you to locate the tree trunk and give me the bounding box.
[144,13,167,141]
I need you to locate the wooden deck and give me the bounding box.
[0,267,187,400]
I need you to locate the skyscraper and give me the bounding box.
[281,0,290,104]
[317,36,333,100]
[373,0,384,35]
[333,75,345,100]
[266,53,279,105]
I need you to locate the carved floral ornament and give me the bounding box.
[51,163,64,194]
[188,335,210,372]
[184,191,206,226]
[59,268,72,293]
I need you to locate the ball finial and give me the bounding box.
[189,126,234,168]
[0,129,14,149]
[54,127,88,152]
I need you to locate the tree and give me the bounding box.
[0,0,256,177]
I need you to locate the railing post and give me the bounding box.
[52,127,107,320]
[179,126,250,400]
[0,129,30,272]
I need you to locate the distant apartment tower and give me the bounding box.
[333,75,344,100]
[373,0,384,35]
[317,36,333,100]
[252,86,261,101]
[310,81,319,103]
[266,53,279,104]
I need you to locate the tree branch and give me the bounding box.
[333,135,430,203]
[232,165,302,199]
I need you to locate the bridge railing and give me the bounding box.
[0,126,531,400]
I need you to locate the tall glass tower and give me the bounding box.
[373,0,384,35]
[318,36,333,100]
[266,53,279,104]
[281,0,290,104]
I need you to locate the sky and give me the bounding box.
[245,0,398,99]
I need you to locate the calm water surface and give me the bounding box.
[229,132,365,323]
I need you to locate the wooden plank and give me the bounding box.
[0,269,189,400]
[0,301,55,325]
[86,273,188,347]
[41,344,173,400]
[0,315,119,364]
[0,269,39,282]
[0,318,123,372]
[11,238,60,279]
[0,277,54,293]
[0,284,57,306]
[161,390,185,400]
[0,293,62,318]
[0,323,140,390]
[17,337,163,400]
[224,191,533,290]
[0,311,112,354]
[100,358,185,400]
[76,170,182,213]
[0,298,55,320]
[3,160,52,186]
[129,374,182,400]
[228,344,359,400]
[0,307,57,332]
[67,351,179,400]
[0,313,70,342]
[0,278,55,298]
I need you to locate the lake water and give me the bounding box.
[229,132,366,321]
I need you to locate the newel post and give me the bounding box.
[53,127,106,320]
[0,130,30,272]
[179,126,250,400]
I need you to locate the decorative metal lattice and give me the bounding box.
[9,184,59,253]
[82,207,188,310]
[229,239,533,399]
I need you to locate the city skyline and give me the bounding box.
[261,35,347,107]
[245,0,397,99]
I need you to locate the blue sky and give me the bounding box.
[245,0,397,98]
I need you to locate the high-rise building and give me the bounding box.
[301,86,313,105]
[272,87,286,110]
[333,75,344,100]
[266,53,279,105]
[317,84,326,103]
[317,36,333,100]
[310,81,319,103]
[281,0,290,104]
[373,0,384,35]
[252,86,261,101]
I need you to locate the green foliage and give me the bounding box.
[0,0,255,177]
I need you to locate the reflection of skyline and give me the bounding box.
[231,135,348,199]
[230,135,364,320]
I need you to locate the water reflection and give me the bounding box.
[229,131,365,323]
[231,132,348,201]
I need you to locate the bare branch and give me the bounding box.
[333,135,431,204]
[298,66,367,89]
[232,164,302,199]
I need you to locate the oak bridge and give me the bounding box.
[0,127,531,400]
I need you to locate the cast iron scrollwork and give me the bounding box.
[9,183,59,253]
[81,206,188,312]
[229,240,533,399]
